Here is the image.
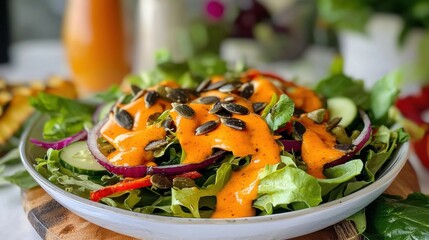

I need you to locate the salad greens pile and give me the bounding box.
[29,54,408,220]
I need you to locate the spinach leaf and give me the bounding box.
[315,74,370,108]
[364,193,429,240]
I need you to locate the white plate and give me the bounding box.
[20,114,410,240]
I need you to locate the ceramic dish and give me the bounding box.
[20,114,410,240]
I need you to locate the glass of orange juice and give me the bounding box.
[63,0,130,97]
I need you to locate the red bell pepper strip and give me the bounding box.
[90,171,203,202]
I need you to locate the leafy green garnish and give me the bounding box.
[31,93,93,140]
[364,193,429,240]
[264,94,295,132]
[127,54,228,90]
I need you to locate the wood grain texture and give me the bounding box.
[22,161,419,240]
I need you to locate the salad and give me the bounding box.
[29,65,408,219]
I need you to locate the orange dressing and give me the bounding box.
[98,72,327,217]
[100,97,170,166]
[248,77,283,104]
[286,87,323,112]
[169,101,280,218]
[299,117,345,178]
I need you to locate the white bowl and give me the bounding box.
[20,114,410,240]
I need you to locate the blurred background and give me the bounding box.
[0,0,333,86]
[2,0,428,87]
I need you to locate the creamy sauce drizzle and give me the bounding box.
[100,97,169,166]
[99,75,326,217]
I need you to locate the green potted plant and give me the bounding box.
[318,0,429,86]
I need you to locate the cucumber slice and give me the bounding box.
[59,141,108,175]
[327,97,357,127]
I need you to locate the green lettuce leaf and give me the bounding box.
[318,159,363,196]
[31,93,93,140]
[171,162,232,218]
[254,165,322,215]
[264,94,295,132]
[364,193,429,240]
[370,71,402,126]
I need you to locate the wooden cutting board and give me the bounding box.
[22,161,420,240]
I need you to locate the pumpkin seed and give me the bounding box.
[252,102,266,113]
[224,96,235,102]
[196,78,211,92]
[326,117,342,132]
[240,82,254,99]
[293,108,306,117]
[130,84,142,96]
[221,102,249,115]
[208,101,222,113]
[163,116,175,130]
[147,112,162,125]
[167,88,189,103]
[214,109,232,118]
[206,80,226,91]
[195,120,220,136]
[221,117,246,130]
[218,83,238,93]
[131,89,146,102]
[293,121,306,140]
[307,109,326,124]
[150,174,172,189]
[173,177,197,189]
[197,96,220,104]
[145,91,159,107]
[156,85,168,98]
[174,103,195,119]
[115,109,134,130]
[331,126,352,144]
[334,144,355,152]
[144,139,168,151]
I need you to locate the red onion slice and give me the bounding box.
[30,130,87,150]
[87,117,226,178]
[324,110,372,169]
[280,140,302,152]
